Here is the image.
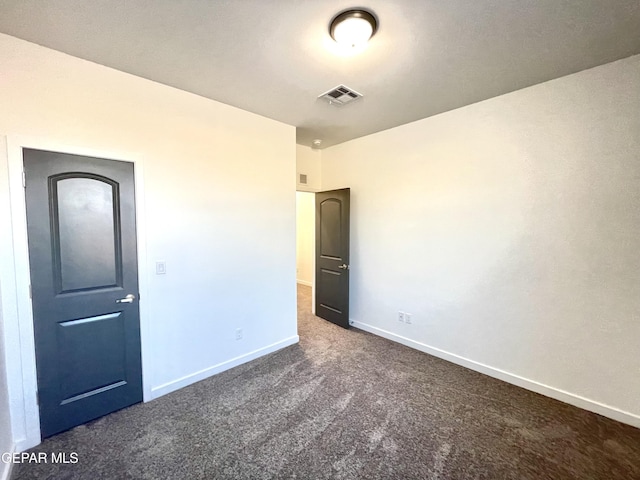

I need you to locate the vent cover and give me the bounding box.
[318,85,363,106]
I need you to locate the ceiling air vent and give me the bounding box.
[318,84,363,106]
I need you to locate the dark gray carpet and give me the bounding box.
[12,285,640,479]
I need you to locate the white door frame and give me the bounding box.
[0,135,151,451]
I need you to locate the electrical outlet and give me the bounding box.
[404,313,412,324]
[398,311,405,323]
[235,328,243,340]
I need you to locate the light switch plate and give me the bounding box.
[156,261,166,275]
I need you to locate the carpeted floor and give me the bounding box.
[11,284,640,479]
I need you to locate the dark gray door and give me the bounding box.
[24,148,142,438]
[315,188,350,328]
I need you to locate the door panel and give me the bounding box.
[54,175,120,291]
[24,148,142,438]
[319,199,342,258]
[58,312,126,403]
[315,188,350,328]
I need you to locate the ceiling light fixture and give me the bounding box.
[329,9,378,48]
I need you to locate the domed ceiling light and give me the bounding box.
[329,9,378,48]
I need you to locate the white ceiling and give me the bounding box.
[0,0,639,149]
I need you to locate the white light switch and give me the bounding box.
[156,261,166,275]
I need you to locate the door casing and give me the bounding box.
[0,135,151,451]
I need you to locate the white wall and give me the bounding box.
[296,192,315,286]
[296,145,321,191]
[321,55,640,426]
[0,33,298,452]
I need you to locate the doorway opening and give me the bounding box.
[296,188,351,329]
[296,191,315,317]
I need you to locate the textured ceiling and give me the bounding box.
[0,0,639,148]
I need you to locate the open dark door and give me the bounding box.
[24,148,142,438]
[315,188,350,328]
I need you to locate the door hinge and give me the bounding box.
[22,171,26,188]
[29,284,32,299]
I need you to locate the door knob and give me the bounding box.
[116,294,136,304]
[338,264,349,270]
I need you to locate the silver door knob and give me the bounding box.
[338,264,349,270]
[116,294,136,303]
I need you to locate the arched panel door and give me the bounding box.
[315,188,350,328]
[24,148,142,438]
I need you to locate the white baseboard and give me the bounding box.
[296,279,312,287]
[150,335,299,400]
[352,320,640,429]
[1,444,16,480]
[13,437,39,454]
